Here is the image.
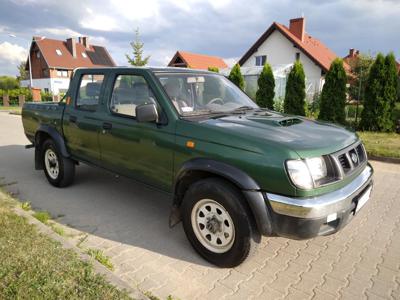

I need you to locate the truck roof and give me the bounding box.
[73,66,216,74]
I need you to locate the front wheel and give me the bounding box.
[182,178,260,267]
[42,139,75,187]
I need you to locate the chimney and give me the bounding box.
[349,48,355,57]
[66,38,76,58]
[79,36,89,49]
[289,17,306,42]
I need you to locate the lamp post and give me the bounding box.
[8,34,45,89]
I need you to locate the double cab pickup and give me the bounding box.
[22,67,373,267]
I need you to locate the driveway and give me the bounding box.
[0,111,399,299]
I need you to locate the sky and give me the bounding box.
[0,0,399,76]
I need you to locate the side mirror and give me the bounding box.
[136,103,158,123]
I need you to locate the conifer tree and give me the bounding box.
[228,63,245,90]
[126,28,150,66]
[284,61,306,115]
[256,63,275,109]
[318,58,347,124]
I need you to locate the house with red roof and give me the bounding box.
[21,36,115,95]
[168,51,227,70]
[238,17,349,98]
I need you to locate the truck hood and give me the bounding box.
[185,111,358,158]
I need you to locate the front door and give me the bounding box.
[97,71,175,192]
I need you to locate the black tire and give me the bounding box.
[42,139,75,187]
[181,178,260,267]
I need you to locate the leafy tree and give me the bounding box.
[318,58,347,124]
[17,61,28,81]
[207,66,219,73]
[126,28,150,66]
[0,76,19,90]
[360,53,395,131]
[228,63,244,90]
[256,63,275,109]
[284,61,306,115]
[347,54,374,102]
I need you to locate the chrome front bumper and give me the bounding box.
[266,165,373,219]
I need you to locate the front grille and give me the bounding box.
[331,142,367,177]
[338,154,351,173]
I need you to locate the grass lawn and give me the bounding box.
[0,193,131,300]
[358,131,400,159]
[0,106,22,114]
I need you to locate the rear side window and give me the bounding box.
[110,75,155,117]
[76,74,105,111]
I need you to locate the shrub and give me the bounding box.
[284,61,306,116]
[207,66,219,73]
[318,58,347,124]
[228,63,245,90]
[273,97,284,113]
[256,63,275,109]
[41,91,53,102]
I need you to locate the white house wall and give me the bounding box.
[20,78,70,95]
[241,30,324,98]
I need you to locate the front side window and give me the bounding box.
[76,74,104,111]
[155,73,258,116]
[110,75,155,117]
[255,55,267,66]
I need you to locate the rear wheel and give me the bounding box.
[182,178,259,267]
[42,139,75,187]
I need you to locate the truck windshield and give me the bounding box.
[155,73,258,116]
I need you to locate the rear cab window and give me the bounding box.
[76,74,105,111]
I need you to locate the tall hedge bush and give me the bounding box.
[228,63,245,90]
[284,61,306,115]
[360,53,397,131]
[256,63,275,109]
[318,58,347,124]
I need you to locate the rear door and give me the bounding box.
[97,69,175,192]
[63,71,106,164]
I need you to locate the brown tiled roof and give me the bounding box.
[239,22,350,73]
[33,38,115,69]
[168,51,228,70]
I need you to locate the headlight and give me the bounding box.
[286,157,328,190]
[305,157,327,181]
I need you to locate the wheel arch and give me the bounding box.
[171,158,273,235]
[34,125,69,170]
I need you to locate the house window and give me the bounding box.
[82,52,87,58]
[56,70,68,77]
[295,52,300,61]
[36,51,41,58]
[56,49,62,56]
[255,55,267,66]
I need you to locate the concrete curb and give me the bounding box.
[12,205,148,300]
[368,154,400,164]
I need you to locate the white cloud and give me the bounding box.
[0,42,27,64]
[36,27,82,37]
[80,14,119,31]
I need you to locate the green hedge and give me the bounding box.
[0,88,54,105]
[0,88,32,105]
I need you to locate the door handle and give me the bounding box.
[69,115,77,123]
[102,122,112,130]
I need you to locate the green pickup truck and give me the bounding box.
[22,67,373,267]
